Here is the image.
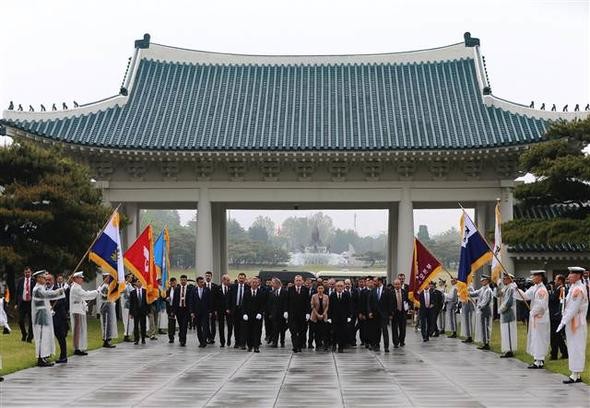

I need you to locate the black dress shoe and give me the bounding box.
[37,358,54,367]
[384,348,390,353]
[500,352,514,358]
[254,348,260,353]
[74,350,88,356]
[102,341,116,348]
[280,343,285,348]
[528,363,543,369]
[234,344,239,349]
[462,337,473,343]
[134,341,139,345]
[220,344,225,348]
[478,344,490,350]
[180,342,186,347]
[292,348,298,353]
[141,339,146,344]
[55,358,68,364]
[400,343,405,347]
[169,339,174,344]
[563,377,582,384]
[393,344,399,349]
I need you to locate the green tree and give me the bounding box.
[504,117,590,246]
[0,141,110,290]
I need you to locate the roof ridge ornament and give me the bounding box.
[135,33,151,49]
[464,32,480,47]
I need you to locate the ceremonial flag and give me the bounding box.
[154,227,170,292]
[457,210,493,301]
[409,238,443,305]
[89,210,125,302]
[124,225,158,303]
[491,202,503,282]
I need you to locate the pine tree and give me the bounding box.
[0,141,110,291]
[503,117,590,246]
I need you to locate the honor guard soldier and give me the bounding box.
[558,267,588,383]
[518,270,550,369]
[497,272,517,358]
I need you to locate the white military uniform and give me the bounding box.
[559,279,588,377]
[0,298,11,333]
[69,282,99,351]
[32,285,65,358]
[497,280,518,353]
[469,284,493,345]
[460,299,474,338]
[519,283,550,364]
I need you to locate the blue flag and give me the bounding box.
[89,210,125,302]
[154,227,170,291]
[457,211,492,301]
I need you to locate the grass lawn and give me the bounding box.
[460,319,590,384]
[1,317,123,376]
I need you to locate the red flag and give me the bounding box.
[408,238,443,305]
[123,225,159,304]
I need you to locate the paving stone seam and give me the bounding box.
[330,352,347,408]
[271,352,294,408]
[131,352,217,407]
[371,352,417,407]
[201,350,256,407]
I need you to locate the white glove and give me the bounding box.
[556,322,564,333]
[256,313,262,320]
[305,313,310,321]
[243,314,248,321]
[347,317,351,323]
[403,302,409,312]
[283,312,288,319]
[327,319,332,324]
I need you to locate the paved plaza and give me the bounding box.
[2,330,589,408]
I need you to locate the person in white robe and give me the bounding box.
[0,297,11,334]
[518,270,550,369]
[445,279,458,338]
[121,274,134,342]
[558,267,588,383]
[31,270,65,366]
[98,273,118,348]
[469,275,493,350]
[497,272,517,358]
[69,271,99,355]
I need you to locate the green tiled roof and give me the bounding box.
[2,43,551,152]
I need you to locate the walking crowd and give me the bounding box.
[3,265,589,385]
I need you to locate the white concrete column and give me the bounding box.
[499,183,515,276]
[387,203,399,283]
[211,203,226,283]
[125,202,139,251]
[196,188,214,277]
[396,188,414,276]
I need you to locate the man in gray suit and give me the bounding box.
[469,275,493,350]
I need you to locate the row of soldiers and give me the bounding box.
[431,267,588,384]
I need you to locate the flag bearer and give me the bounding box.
[98,272,118,348]
[497,272,517,358]
[69,271,99,356]
[469,275,493,350]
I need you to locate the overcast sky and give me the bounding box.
[1,0,588,236]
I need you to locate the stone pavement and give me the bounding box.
[2,330,589,408]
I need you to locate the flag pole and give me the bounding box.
[458,203,530,309]
[67,204,122,281]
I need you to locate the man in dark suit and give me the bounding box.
[419,282,436,342]
[261,278,273,344]
[129,279,149,345]
[48,273,68,363]
[548,274,568,360]
[173,275,192,346]
[397,273,410,292]
[190,276,212,347]
[204,271,218,344]
[356,278,369,347]
[345,279,358,346]
[288,275,310,352]
[16,266,35,342]
[243,277,266,352]
[430,281,444,337]
[267,277,288,348]
[218,274,232,347]
[329,281,352,353]
[165,277,177,343]
[391,278,408,348]
[229,273,249,349]
[368,277,393,352]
